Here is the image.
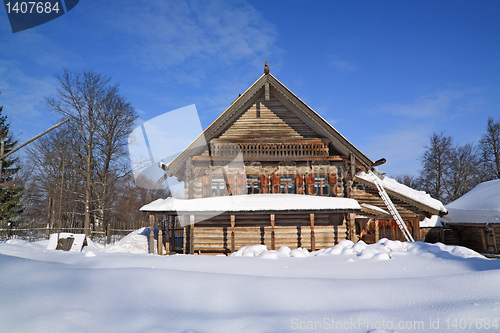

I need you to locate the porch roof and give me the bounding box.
[140,194,361,214]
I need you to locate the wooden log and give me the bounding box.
[492,227,499,253]
[158,230,163,255]
[310,213,316,251]
[230,215,236,253]
[106,223,111,245]
[169,215,175,253]
[149,214,155,254]
[271,214,275,250]
[350,154,356,179]
[411,216,420,241]
[480,228,488,252]
[347,213,356,242]
[375,219,379,242]
[190,215,195,254]
[183,225,187,254]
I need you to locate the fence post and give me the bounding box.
[310,213,316,252]
[158,230,163,255]
[149,214,155,254]
[169,215,175,254]
[106,223,111,245]
[270,214,275,251]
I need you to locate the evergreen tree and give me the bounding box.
[0,93,23,229]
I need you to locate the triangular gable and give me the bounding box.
[165,69,374,178]
[216,92,318,141]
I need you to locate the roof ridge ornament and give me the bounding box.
[264,61,270,74]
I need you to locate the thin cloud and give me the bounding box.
[328,57,357,73]
[359,125,430,177]
[0,60,58,123]
[89,1,279,75]
[375,89,484,119]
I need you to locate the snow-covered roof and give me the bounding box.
[445,179,500,224]
[355,172,447,215]
[140,194,361,213]
[360,203,390,216]
[420,215,443,228]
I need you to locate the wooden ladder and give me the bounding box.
[367,170,415,242]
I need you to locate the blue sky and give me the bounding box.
[1,0,499,177]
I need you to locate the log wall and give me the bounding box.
[219,96,317,140]
[191,224,348,254]
[445,224,500,254]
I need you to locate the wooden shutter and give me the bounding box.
[328,173,337,196]
[260,174,270,193]
[295,175,304,194]
[202,175,211,197]
[225,174,235,196]
[236,174,246,195]
[304,173,314,195]
[271,174,281,193]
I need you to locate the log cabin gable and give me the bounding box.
[216,94,316,141]
[165,66,374,180]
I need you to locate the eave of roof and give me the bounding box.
[140,193,361,214]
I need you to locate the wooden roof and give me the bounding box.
[164,65,374,178]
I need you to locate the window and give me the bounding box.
[246,176,261,194]
[280,175,295,194]
[314,174,329,196]
[211,176,227,196]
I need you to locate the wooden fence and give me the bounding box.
[0,226,138,245]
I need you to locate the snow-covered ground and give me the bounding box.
[1,229,500,333]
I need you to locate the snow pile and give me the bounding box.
[1,229,499,333]
[356,172,447,214]
[232,238,483,260]
[103,227,150,254]
[446,179,500,223]
[46,233,87,252]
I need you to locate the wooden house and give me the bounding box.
[140,63,447,255]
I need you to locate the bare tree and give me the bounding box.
[393,173,419,189]
[94,95,136,229]
[418,132,453,202]
[46,69,137,235]
[480,117,500,179]
[25,128,84,230]
[444,143,481,202]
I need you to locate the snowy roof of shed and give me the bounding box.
[355,172,448,216]
[140,194,361,214]
[445,179,500,224]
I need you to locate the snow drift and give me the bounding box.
[1,229,500,333]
